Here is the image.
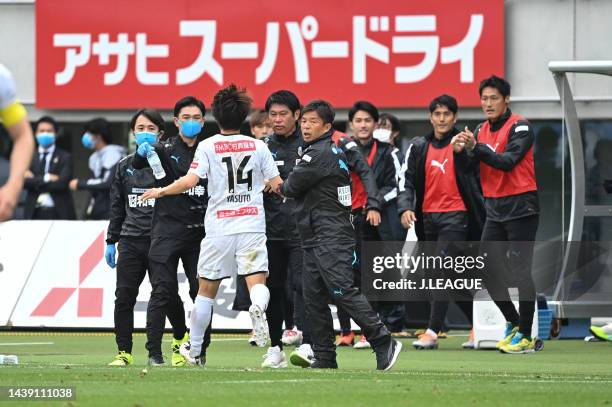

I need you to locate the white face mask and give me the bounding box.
[373,128,392,143]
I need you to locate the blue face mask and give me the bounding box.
[36,132,55,148]
[134,131,158,146]
[180,120,202,138]
[81,133,97,150]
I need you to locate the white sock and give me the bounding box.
[249,283,270,311]
[426,328,438,339]
[189,295,214,358]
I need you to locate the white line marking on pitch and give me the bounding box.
[0,342,54,346]
[162,338,245,342]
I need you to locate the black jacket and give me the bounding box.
[397,128,486,241]
[466,109,539,222]
[263,129,302,242]
[23,147,76,220]
[356,138,397,208]
[333,132,380,211]
[281,130,354,248]
[132,136,207,240]
[106,154,156,244]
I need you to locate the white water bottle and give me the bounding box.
[147,149,166,180]
[0,354,19,364]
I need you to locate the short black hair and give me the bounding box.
[173,96,206,118]
[84,117,112,144]
[348,100,379,122]
[428,94,458,114]
[265,90,301,113]
[35,115,58,133]
[302,100,335,124]
[379,113,401,133]
[479,75,511,97]
[212,84,253,131]
[129,108,166,133]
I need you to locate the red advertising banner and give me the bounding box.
[36,0,504,109]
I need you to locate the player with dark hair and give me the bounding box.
[453,75,540,354]
[338,100,397,349]
[398,94,484,350]
[132,96,209,365]
[106,108,192,366]
[142,84,283,367]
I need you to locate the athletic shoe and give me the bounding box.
[179,342,205,366]
[171,332,189,367]
[414,329,447,338]
[248,330,257,346]
[108,351,133,366]
[390,331,411,338]
[412,332,438,350]
[353,335,371,349]
[281,328,303,347]
[249,304,269,347]
[335,331,355,346]
[290,344,314,368]
[462,329,475,349]
[147,354,166,366]
[590,325,612,342]
[309,359,338,369]
[500,332,536,354]
[375,338,403,371]
[496,322,519,349]
[261,346,288,368]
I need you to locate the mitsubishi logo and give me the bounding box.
[31,232,105,318]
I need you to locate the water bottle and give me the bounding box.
[0,354,19,364]
[146,149,166,180]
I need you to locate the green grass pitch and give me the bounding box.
[0,332,611,406]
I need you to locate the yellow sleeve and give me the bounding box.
[0,100,27,128]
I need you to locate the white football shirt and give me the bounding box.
[189,134,279,237]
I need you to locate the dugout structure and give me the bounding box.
[548,60,612,319]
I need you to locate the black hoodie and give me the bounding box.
[397,127,486,241]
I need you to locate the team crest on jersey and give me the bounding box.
[337,186,352,206]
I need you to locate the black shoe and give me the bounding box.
[309,359,338,369]
[148,354,166,366]
[375,338,402,371]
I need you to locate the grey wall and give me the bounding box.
[1,0,612,121]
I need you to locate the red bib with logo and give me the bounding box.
[477,114,537,198]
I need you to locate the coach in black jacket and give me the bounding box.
[23,116,75,220]
[280,100,401,371]
[132,97,209,365]
[106,109,193,366]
